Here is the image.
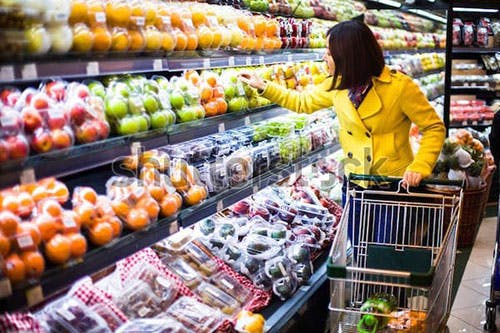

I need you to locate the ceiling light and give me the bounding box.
[376,0,402,8]
[454,7,499,13]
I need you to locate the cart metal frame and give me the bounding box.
[327,174,463,333]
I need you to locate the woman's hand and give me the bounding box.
[238,72,267,91]
[403,171,423,188]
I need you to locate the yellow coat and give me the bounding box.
[261,66,445,179]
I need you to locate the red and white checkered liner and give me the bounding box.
[0,312,44,333]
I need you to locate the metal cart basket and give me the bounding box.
[327,174,463,333]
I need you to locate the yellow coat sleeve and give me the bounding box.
[400,77,446,178]
[260,77,334,114]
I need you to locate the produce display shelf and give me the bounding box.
[450,87,499,97]
[365,0,450,11]
[452,47,500,58]
[262,253,328,333]
[0,142,341,313]
[410,68,444,79]
[449,121,493,129]
[0,50,325,84]
[0,104,286,190]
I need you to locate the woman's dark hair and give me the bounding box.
[327,20,385,90]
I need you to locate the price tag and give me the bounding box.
[221,279,234,290]
[57,308,76,322]
[0,66,14,81]
[131,142,142,155]
[259,56,265,65]
[245,57,252,66]
[218,122,225,133]
[133,16,145,26]
[20,168,36,185]
[22,64,37,80]
[244,116,251,125]
[86,62,100,76]
[472,121,478,125]
[54,11,67,22]
[153,59,163,71]
[287,54,293,62]
[216,200,224,211]
[203,58,211,69]
[26,285,44,307]
[208,16,219,27]
[162,16,171,26]
[0,115,17,128]
[17,234,34,250]
[63,216,77,228]
[95,12,106,23]
[0,278,12,298]
[253,185,259,194]
[169,220,179,234]
[138,306,152,318]
[228,56,235,67]
[462,121,467,126]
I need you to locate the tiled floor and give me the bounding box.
[447,217,499,332]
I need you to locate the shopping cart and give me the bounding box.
[327,174,463,333]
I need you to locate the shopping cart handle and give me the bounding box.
[348,173,465,187]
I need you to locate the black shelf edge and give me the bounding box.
[262,253,328,333]
[0,142,341,313]
[451,1,500,10]
[449,121,493,128]
[0,50,325,84]
[450,87,499,97]
[383,48,445,56]
[0,105,286,190]
[410,68,445,79]
[452,47,500,58]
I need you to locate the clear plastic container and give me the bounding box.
[251,145,270,177]
[162,257,203,289]
[273,276,298,301]
[114,280,163,319]
[209,133,233,157]
[249,221,288,245]
[243,234,283,261]
[115,318,189,333]
[195,218,217,237]
[198,159,229,194]
[90,304,125,332]
[127,264,178,309]
[182,241,218,277]
[155,231,194,254]
[39,297,111,333]
[279,135,301,164]
[166,296,225,333]
[195,282,241,316]
[264,256,294,280]
[226,148,253,186]
[210,271,251,305]
[265,119,295,138]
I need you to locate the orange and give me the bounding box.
[5,253,26,284]
[126,208,150,230]
[0,231,10,257]
[144,2,157,26]
[254,18,266,37]
[144,25,163,51]
[110,27,130,51]
[206,74,218,88]
[137,197,160,220]
[74,202,96,228]
[140,166,158,184]
[72,23,94,53]
[215,98,228,114]
[17,223,41,247]
[174,30,188,51]
[255,37,264,51]
[263,37,273,50]
[34,214,59,242]
[60,211,80,234]
[191,11,207,27]
[49,183,70,203]
[185,70,200,85]
[265,21,278,37]
[105,0,131,27]
[161,31,176,52]
[41,199,63,217]
[2,195,19,214]
[148,185,166,202]
[200,84,213,103]
[111,200,130,219]
[212,86,224,98]
[89,222,113,246]
[20,251,45,278]
[203,101,218,117]
[185,33,198,51]
[0,211,20,237]
[91,25,112,52]
[107,216,122,237]
[197,26,213,50]
[170,171,189,192]
[69,0,89,25]
[129,29,146,51]
[17,192,35,218]
[67,233,87,258]
[87,0,105,26]
[170,10,183,29]
[45,234,71,264]
[31,186,48,203]
[78,187,98,205]
[129,0,145,17]
[184,185,207,206]
[160,195,180,217]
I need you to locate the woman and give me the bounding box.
[239,19,445,188]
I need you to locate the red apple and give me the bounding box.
[30,93,50,110]
[0,139,9,162]
[0,89,21,107]
[75,84,90,100]
[68,99,89,126]
[30,128,53,153]
[0,108,22,136]
[51,128,73,149]
[6,135,29,159]
[75,121,98,143]
[45,81,66,102]
[21,106,43,133]
[18,88,38,108]
[46,107,67,130]
[95,120,110,139]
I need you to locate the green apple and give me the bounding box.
[144,81,159,94]
[128,94,145,114]
[25,25,51,55]
[88,81,106,99]
[143,93,160,114]
[155,76,170,90]
[169,92,185,110]
[150,110,175,129]
[228,96,249,112]
[136,114,150,132]
[249,97,259,109]
[193,105,205,120]
[176,106,196,123]
[112,82,130,98]
[183,90,200,106]
[224,85,237,100]
[157,91,172,110]
[47,24,73,54]
[105,96,128,119]
[117,117,140,135]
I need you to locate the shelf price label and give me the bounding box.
[169,220,179,234]
[153,59,163,71]
[130,142,143,155]
[25,285,44,307]
[287,54,293,62]
[0,278,12,298]
[218,122,225,133]
[228,56,235,67]
[203,58,211,69]
[86,62,100,76]
[253,185,259,194]
[245,57,252,66]
[216,200,224,211]
[20,168,36,185]
[0,66,14,81]
[259,56,265,65]
[244,116,251,126]
[22,63,37,80]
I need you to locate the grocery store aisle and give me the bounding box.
[447,216,498,332]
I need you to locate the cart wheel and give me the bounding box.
[484,300,497,332]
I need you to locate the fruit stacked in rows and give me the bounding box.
[170,159,208,206]
[260,61,328,90]
[277,17,312,49]
[219,70,251,113]
[187,71,228,118]
[102,76,176,135]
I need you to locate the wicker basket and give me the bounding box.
[457,165,496,248]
